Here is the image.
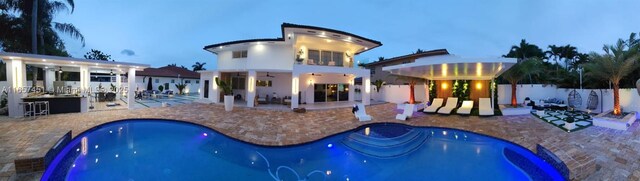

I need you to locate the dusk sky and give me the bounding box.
[56,0,640,70]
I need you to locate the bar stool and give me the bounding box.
[34,101,49,117]
[18,102,34,119]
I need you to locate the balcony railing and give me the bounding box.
[295,58,353,68]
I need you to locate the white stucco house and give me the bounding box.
[135,66,200,94]
[198,23,381,108]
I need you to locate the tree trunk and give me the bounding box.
[511,82,517,107]
[409,83,415,104]
[613,83,621,115]
[31,0,38,54]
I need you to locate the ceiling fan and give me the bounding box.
[259,72,276,78]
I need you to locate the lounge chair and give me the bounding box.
[354,104,372,121]
[423,98,444,113]
[437,97,458,114]
[395,104,415,121]
[479,98,494,116]
[457,100,473,115]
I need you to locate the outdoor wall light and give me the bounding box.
[442,82,448,90]
[58,67,63,73]
[476,82,482,90]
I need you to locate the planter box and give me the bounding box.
[396,103,424,112]
[500,105,532,116]
[593,110,637,130]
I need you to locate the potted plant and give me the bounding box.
[158,85,164,92]
[295,49,304,64]
[215,77,234,111]
[564,116,576,131]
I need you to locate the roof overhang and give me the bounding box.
[0,52,150,72]
[382,55,517,80]
[203,23,382,55]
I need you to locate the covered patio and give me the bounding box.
[0,52,149,117]
[382,54,516,110]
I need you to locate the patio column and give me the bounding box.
[79,65,90,95]
[116,73,122,98]
[291,73,300,109]
[6,59,27,117]
[44,68,55,92]
[127,68,136,109]
[246,70,256,107]
[348,77,355,102]
[211,71,220,103]
[362,74,371,105]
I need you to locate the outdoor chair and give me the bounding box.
[396,104,415,120]
[353,103,372,121]
[437,97,458,114]
[423,98,444,113]
[457,100,474,115]
[479,98,494,116]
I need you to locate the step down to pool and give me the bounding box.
[341,129,430,158]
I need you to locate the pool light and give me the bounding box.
[203,133,208,137]
[327,144,333,148]
[442,131,447,136]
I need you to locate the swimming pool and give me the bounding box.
[42,119,564,181]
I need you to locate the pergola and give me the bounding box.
[0,52,149,117]
[382,54,517,107]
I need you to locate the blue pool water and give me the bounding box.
[42,120,564,181]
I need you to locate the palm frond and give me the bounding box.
[53,22,85,46]
[47,1,69,15]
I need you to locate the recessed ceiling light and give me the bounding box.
[42,59,46,62]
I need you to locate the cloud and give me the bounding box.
[120,49,135,56]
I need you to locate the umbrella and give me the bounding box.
[147,77,153,91]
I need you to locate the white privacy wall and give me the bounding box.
[370,84,429,104]
[497,84,640,113]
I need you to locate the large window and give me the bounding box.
[232,50,248,58]
[185,80,191,84]
[308,49,344,66]
[308,50,320,65]
[231,77,245,89]
[256,80,272,87]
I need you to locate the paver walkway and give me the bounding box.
[0,103,638,180]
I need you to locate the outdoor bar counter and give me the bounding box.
[22,95,89,114]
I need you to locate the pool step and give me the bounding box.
[341,130,430,158]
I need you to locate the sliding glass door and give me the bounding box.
[313,84,349,102]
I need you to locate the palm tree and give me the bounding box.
[504,39,545,61]
[545,45,562,66]
[585,39,639,115]
[3,0,84,87]
[560,45,578,70]
[500,58,541,107]
[192,62,206,71]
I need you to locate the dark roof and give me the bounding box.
[363,49,450,67]
[136,66,200,79]
[203,23,382,54]
[203,38,284,50]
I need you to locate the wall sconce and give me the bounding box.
[476,82,482,90]
[442,82,448,90]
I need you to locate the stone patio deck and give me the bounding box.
[0,103,639,180]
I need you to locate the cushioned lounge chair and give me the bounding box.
[423,98,444,113]
[437,97,458,114]
[457,100,473,115]
[479,98,494,116]
[395,104,415,121]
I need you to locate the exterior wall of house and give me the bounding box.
[217,43,294,71]
[255,72,292,100]
[134,76,200,93]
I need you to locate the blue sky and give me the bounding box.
[56,0,640,70]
